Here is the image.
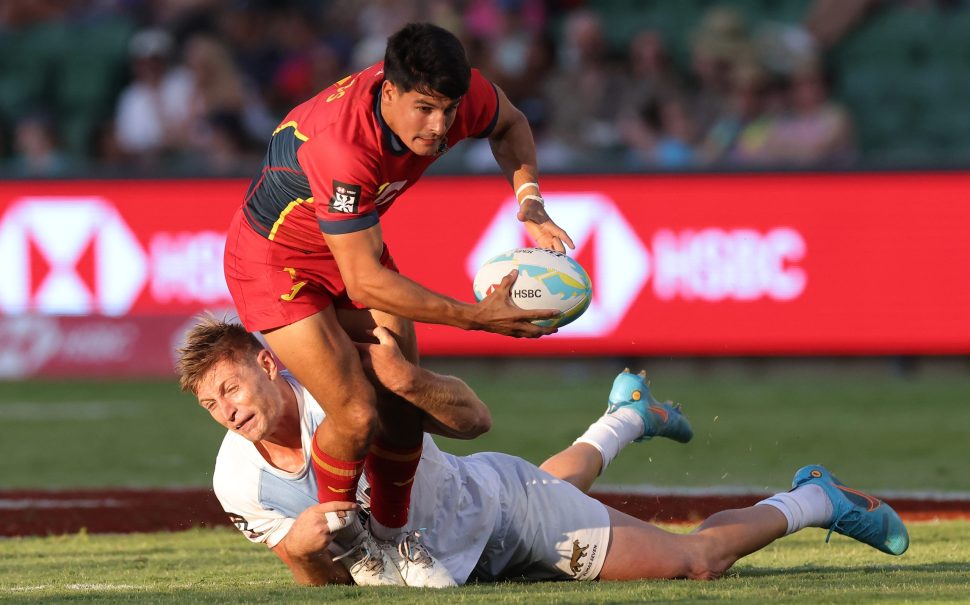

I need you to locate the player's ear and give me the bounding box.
[381,79,398,103]
[256,348,278,378]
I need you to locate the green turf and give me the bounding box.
[1,358,968,492]
[0,522,968,604]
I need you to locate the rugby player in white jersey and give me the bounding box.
[176,317,909,587]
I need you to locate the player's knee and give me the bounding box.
[687,553,733,580]
[467,408,492,437]
[682,540,729,580]
[332,394,380,447]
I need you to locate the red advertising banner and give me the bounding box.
[0,173,968,377]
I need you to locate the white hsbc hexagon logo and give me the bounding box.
[0,197,148,315]
[467,193,649,336]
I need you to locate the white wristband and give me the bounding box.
[519,194,544,206]
[515,182,540,197]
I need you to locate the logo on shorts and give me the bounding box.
[570,539,589,576]
[227,512,264,539]
[330,180,361,214]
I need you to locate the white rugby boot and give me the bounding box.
[329,512,406,586]
[382,529,456,588]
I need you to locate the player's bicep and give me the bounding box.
[486,84,525,140]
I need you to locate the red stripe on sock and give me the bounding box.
[310,439,364,504]
[366,439,422,529]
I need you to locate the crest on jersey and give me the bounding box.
[329,180,361,214]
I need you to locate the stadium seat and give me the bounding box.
[54,17,135,157]
[0,23,66,124]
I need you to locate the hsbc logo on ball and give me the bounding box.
[0,197,232,316]
[468,193,806,337]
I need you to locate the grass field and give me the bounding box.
[2,522,969,604]
[1,357,968,492]
[2,357,968,603]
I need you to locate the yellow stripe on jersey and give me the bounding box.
[272,121,309,141]
[267,197,314,241]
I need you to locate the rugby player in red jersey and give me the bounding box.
[223,23,573,586]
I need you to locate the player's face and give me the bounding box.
[195,353,284,442]
[381,81,460,156]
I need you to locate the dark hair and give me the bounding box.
[383,23,470,99]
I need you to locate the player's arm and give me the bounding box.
[324,224,557,338]
[271,502,358,586]
[354,326,491,439]
[486,84,574,253]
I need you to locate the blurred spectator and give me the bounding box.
[620,30,682,117]
[0,1,904,174]
[763,62,856,166]
[464,0,545,40]
[266,8,341,115]
[805,0,879,49]
[179,32,275,157]
[217,1,283,103]
[7,112,75,177]
[542,10,625,158]
[179,110,262,175]
[92,118,131,176]
[113,28,193,164]
[620,95,697,169]
[688,6,758,139]
[698,62,778,166]
[350,0,419,70]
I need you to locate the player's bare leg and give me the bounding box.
[337,308,456,587]
[539,443,603,493]
[262,308,377,483]
[598,505,788,581]
[263,308,406,585]
[338,308,424,537]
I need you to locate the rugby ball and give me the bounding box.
[473,248,592,328]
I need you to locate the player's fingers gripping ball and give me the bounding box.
[473,248,592,328]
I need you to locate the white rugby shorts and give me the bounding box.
[468,453,610,582]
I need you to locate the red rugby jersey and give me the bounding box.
[241,62,499,253]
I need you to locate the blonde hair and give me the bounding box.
[176,314,264,394]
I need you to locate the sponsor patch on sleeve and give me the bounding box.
[329,180,361,214]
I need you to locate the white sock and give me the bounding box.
[369,517,403,541]
[573,408,645,473]
[756,484,833,535]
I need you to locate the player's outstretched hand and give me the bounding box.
[352,326,414,395]
[517,199,575,253]
[474,269,559,338]
[286,501,360,558]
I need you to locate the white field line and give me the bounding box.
[3,580,276,592]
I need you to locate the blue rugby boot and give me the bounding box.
[792,464,909,555]
[606,369,693,443]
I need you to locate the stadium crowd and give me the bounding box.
[1,0,958,177]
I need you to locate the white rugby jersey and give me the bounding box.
[212,374,502,583]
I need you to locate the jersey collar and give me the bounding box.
[373,82,409,156]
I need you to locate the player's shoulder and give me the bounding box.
[213,431,263,502]
[284,62,384,141]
